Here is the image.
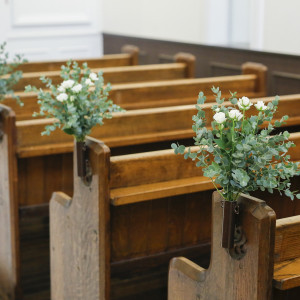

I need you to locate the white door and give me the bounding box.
[0,0,103,61]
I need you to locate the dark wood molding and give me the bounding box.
[103,33,300,96]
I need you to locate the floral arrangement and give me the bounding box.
[172,87,300,202]
[25,61,124,142]
[0,42,26,105]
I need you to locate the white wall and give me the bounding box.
[230,0,250,47]
[262,0,300,55]
[103,0,300,55]
[103,0,230,46]
[0,0,103,61]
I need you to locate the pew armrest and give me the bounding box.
[50,191,72,208]
[169,257,206,282]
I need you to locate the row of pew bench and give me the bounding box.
[0,45,299,300]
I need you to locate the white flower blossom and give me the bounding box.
[213,112,227,124]
[215,107,220,112]
[254,101,268,111]
[61,79,75,89]
[56,93,68,102]
[85,78,94,86]
[229,109,243,121]
[89,72,98,81]
[57,86,65,93]
[237,96,253,110]
[70,96,75,102]
[72,84,82,93]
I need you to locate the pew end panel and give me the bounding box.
[0,105,20,299]
[121,44,139,65]
[242,62,267,97]
[174,52,196,78]
[50,138,111,300]
[168,192,276,300]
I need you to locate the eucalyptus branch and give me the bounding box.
[25,60,124,141]
[0,42,27,104]
[172,88,300,202]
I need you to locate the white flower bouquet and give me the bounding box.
[172,87,300,202]
[25,61,123,142]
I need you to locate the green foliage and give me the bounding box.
[172,88,300,201]
[25,61,124,141]
[0,42,27,105]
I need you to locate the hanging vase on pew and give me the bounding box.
[76,140,87,178]
[221,200,238,249]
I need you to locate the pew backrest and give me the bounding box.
[3,62,266,120]
[13,94,300,158]
[15,44,139,73]
[11,52,195,91]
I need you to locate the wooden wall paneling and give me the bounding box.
[272,72,300,95]
[103,33,300,96]
[210,62,241,77]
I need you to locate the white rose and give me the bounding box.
[215,107,220,112]
[237,96,253,110]
[254,100,267,111]
[89,72,98,81]
[56,93,68,102]
[57,86,65,93]
[85,78,94,86]
[229,109,243,121]
[61,79,75,89]
[72,84,82,93]
[213,112,226,124]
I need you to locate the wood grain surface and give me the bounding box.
[0,106,20,299]
[168,192,276,300]
[16,45,139,73]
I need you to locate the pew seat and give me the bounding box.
[273,216,300,291]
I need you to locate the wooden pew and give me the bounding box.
[11,52,195,91]
[1,92,298,299]
[49,133,300,300]
[3,62,266,121]
[15,44,139,73]
[0,95,300,298]
[15,94,300,158]
[168,206,300,300]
